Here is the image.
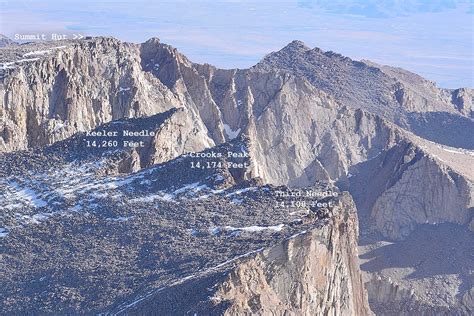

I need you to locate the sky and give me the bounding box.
[0,0,473,88]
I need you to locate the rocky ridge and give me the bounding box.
[0,113,370,314]
[119,194,371,316]
[1,36,473,314]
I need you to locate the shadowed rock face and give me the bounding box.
[347,140,473,240]
[360,223,474,315]
[1,36,473,314]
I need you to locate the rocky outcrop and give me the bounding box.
[0,37,184,152]
[365,276,473,315]
[256,42,474,149]
[246,84,402,186]
[111,193,372,315]
[365,275,417,313]
[212,194,371,316]
[349,140,474,240]
[371,149,472,239]
[135,107,214,167]
[450,87,473,118]
[364,275,467,315]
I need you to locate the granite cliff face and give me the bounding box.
[348,138,474,240]
[1,38,184,152]
[212,195,370,316]
[1,36,473,314]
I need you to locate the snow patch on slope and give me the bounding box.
[223,123,241,140]
[224,224,285,232]
[4,181,47,208]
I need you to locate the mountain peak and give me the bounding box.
[144,37,161,44]
[256,40,311,68]
[280,40,310,53]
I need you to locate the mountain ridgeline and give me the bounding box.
[0,36,473,314]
